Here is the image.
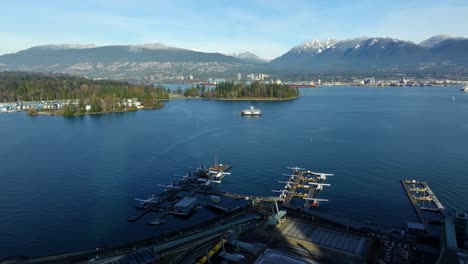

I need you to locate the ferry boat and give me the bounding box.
[240,106,262,116]
[461,83,468,92]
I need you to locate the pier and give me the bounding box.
[275,167,332,209]
[401,179,446,225]
[129,163,235,223]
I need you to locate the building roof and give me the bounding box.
[253,249,312,264]
[174,197,198,208]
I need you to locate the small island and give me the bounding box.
[0,72,169,116]
[178,81,300,100]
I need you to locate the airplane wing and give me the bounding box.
[309,171,334,176]
[135,198,158,203]
[304,198,329,202]
[309,183,331,186]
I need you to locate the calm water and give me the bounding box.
[1,86,468,257]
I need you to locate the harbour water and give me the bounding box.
[1,86,468,257]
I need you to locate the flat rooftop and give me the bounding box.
[253,249,318,264]
[174,196,197,208]
[280,218,368,258]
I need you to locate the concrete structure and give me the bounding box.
[253,249,313,264]
[456,211,468,249]
[173,197,198,215]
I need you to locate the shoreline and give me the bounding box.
[168,94,300,101]
[28,106,163,117]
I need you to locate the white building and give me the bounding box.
[237,73,242,80]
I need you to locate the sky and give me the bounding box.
[1,0,468,59]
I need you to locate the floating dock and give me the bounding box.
[401,180,445,225]
[276,167,332,210]
[129,163,233,224]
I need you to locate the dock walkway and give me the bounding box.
[401,180,446,225]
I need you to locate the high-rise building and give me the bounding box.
[237,73,241,80]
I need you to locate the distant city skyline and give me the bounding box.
[1,0,468,59]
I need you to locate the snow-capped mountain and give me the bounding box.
[289,38,339,55]
[226,52,268,64]
[270,35,468,72]
[419,35,452,48]
[133,43,180,50]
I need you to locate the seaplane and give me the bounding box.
[208,170,231,184]
[304,197,329,207]
[156,182,181,191]
[282,174,302,182]
[208,170,231,175]
[278,180,295,184]
[278,181,295,189]
[287,166,304,172]
[305,171,334,180]
[134,194,158,209]
[309,182,331,191]
[272,189,295,199]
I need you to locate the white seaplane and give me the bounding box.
[287,166,304,172]
[208,170,231,184]
[304,197,329,207]
[308,182,331,191]
[272,189,295,200]
[304,170,334,180]
[134,194,158,209]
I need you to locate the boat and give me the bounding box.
[461,83,468,92]
[240,106,262,116]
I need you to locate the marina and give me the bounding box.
[3,164,468,263]
[128,162,233,224]
[129,164,334,226]
[400,179,450,250]
[401,180,445,225]
[2,87,468,262]
[274,166,333,210]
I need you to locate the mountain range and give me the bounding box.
[226,52,269,64]
[0,35,467,80]
[270,35,468,73]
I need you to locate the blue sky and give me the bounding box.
[1,0,467,58]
